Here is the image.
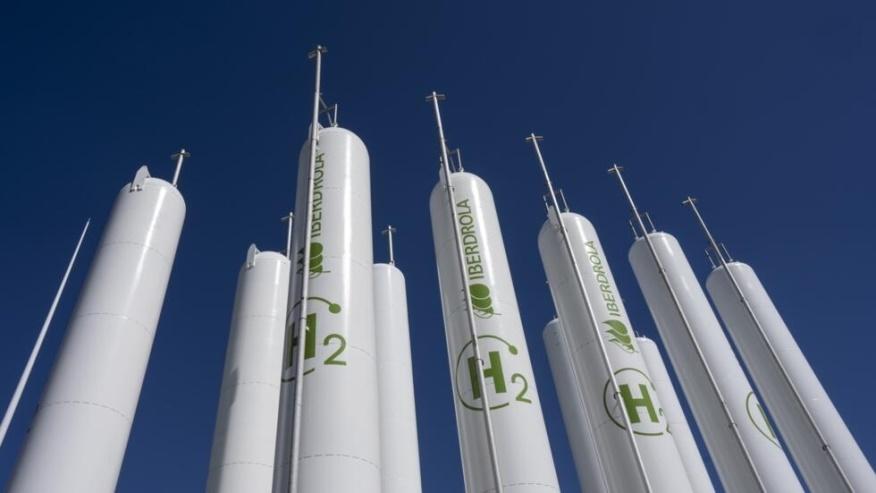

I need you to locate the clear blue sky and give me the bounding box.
[1,1,874,491]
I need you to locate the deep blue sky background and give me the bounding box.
[2,1,875,491]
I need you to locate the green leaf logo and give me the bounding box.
[469,283,499,319]
[603,319,636,353]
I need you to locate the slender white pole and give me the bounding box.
[609,166,765,491]
[284,45,326,493]
[0,219,90,448]
[427,91,504,493]
[170,149,190,188]
[684,197,853,492]
[282,212,294,260]
[382,225,396,265]
[526,136,652,492]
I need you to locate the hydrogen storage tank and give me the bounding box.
[278,126,381,492]
[207,245,290,492]
[707,261,876,492]
[538,211,692,493]
[637,336,714,493]
[373,262,422,493]
[543,318,609,493]
[429,171,559,492]
[8,166,185,493]
[629,232,802,492]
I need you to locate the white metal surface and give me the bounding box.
[637,336,714,493]
[429,171,560,492]
[0,219,89,448]
[8,167,185,493]
[277,126,381,493]
[629,233,802,492]
[207,246,290,493]
[538,212,692,493]
[543,318,610,493]
[373,263,422,493]
[707,262,876,492]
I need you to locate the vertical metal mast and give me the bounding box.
[382,225,396,265]
[609,166,765,491]
[280,44,326,493]
[282,212,294,260]
[683,197,853,492]
[526,135,652,493]
[0,219,90,448]
[170,149,190,188]
[427,91,504,493]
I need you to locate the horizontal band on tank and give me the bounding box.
[68,312,156,338]
[98,240,178,267]
[208,460,273,471]
[38,399,131,421]
[298,453,380,470]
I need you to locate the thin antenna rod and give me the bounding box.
[609,167,765,491]
[527,135,653,492]
[683,197,853,492]
[427,91,504,493]
[277,44,326,493]
[382,225,396,265]
[0,219,90,448]
[170,149,190,187]
[282,213,294,260]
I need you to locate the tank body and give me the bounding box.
[8,167,185,493]
[637,337,714,493]
[429,171,559,492]
[629,233,802,492]
[537,212,692,493]
[707,261,876,492]
[543,318,610,493]
[207,246,290,492]
[373,263,422,493]
[277,126,381,492]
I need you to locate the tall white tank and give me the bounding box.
[8,166,185,493]
[543,318,610,493]
[373,262,422,493]
[637,336,715,493]
[207,245,290,493]
[538,211,692,493]
[707,261,876,492]
[629,233,802,492]
[278,126,381,492]
[429,171,560,492]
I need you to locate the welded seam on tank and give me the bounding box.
[477,482,560,493]
[220,380,280,392]
[37,400,131,421]
[298,452,379,470]
[99,239,177,266]
[208,460,273,471]
[69,312,156,338]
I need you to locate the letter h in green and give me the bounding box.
[468,351,507,400]
[619,383,658,424]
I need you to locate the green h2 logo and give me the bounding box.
[603,368,667,435]
[281,296,345,381]
[746,392,781,447]
[455,335,531,411]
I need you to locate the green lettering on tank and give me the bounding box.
[455,198,500,318]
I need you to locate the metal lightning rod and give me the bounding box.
[0,218,90,448]
[273,44,326,493]
[282,212,294,260]
[609,166,765,492]
[170,149,190,188]
[526,136,652,493]
[427,91,504,493]
[382,225,396,265]
[683,197,853,492]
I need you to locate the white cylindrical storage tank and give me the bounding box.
[429,171,559,492]
[373,262,422,493]
[278,126,381,492]
[629,233,802,492]
[543,318,610,493]
[637,336,714,493]
[207,245,290,492]
[538,211,692,493]
[707,261,876,492]
[8,166,185,493]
